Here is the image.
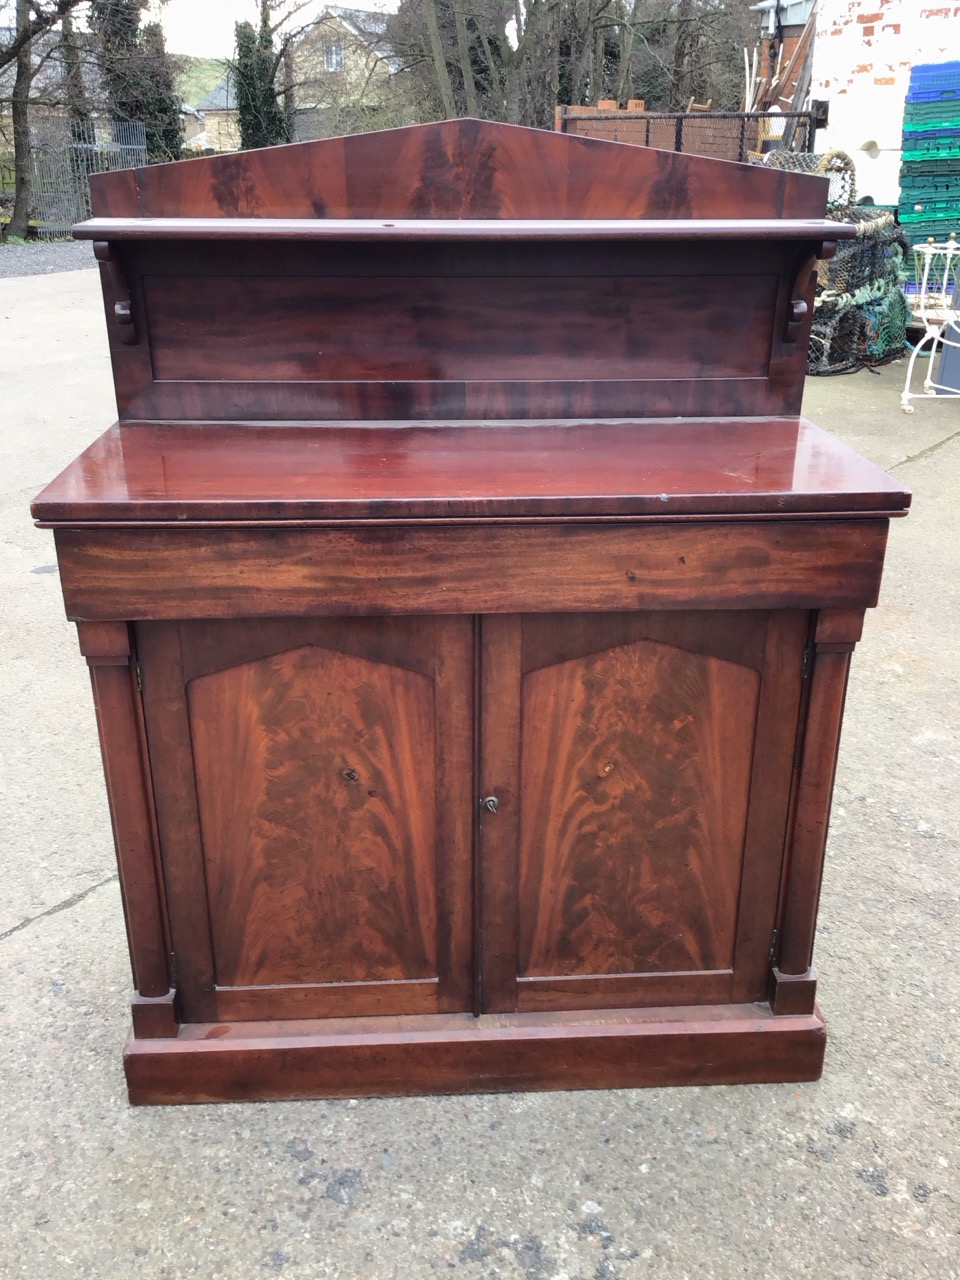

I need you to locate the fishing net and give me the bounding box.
[755,150,910,373]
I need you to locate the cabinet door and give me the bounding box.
[479,611,807,1013]
[138,617,474,1022]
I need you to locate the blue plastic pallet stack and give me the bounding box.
[899,61,960,269]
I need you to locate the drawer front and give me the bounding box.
[55,519,889,619]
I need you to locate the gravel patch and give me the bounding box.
[0,238,96,278]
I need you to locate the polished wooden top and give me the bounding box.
[32,419,910,524]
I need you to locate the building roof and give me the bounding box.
[197,77,236,112]
[321,7,389,39]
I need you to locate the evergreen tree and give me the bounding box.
[90,0,183,162]
[234,7,289,151]
[140,21,182,161]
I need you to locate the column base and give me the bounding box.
[770,967,819,1016]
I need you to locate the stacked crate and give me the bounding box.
[899,61,960,266]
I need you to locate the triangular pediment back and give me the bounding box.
[90,118,827,221]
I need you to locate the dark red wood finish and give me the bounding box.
[75,121,853,427]
[34,120,908,1103]
[123,1004,828,1104]
[138,617,474,1022]
[87,119,829,222]
[49,520,892,620]
[80,233,839,423]
[510,612,805,1013]
[33,418,908,525]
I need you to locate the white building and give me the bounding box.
[810,0,959,203]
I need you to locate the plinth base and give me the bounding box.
[123,1002,827,1105]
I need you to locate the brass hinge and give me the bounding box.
[801,646,813,680]
[769,927,779,963]
[135,661,143,692]
[170,951,179,985]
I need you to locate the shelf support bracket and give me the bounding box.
[93,241,138,345]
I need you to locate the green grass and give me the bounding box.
[177,56,229,108]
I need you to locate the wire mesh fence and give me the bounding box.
[0,155,14,200]
[556,107,816,163]
[28,112,147,239]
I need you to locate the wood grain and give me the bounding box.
[518,637,759,980]
[777,643,855,976]
[90,232,808,422]
[139,617,474,1021]
[35,118,908,1100]
[137,621,218,1017]
[88,119,831,222]
[53,520,892,621]
[119,376,814,427]
[510,611,807,1012]
[143,270,776,385]
[188,644,438,987]
[74,118,848,425]
[80,230,814,424]
[477,615,522,1012]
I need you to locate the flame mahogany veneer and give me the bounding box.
[32,120,909,1104]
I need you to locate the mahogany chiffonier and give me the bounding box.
[32,120,910,1105]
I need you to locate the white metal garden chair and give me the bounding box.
[901,233,960,412]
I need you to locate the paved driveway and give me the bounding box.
[2,260,958,1280]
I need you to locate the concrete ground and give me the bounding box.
[1,263,958,1280]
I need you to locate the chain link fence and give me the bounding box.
[28,111,147,239]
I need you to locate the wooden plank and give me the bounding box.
[88,167,140,218]
[730,609,809,1001]
[64,232,823,423]
[187,642,442,988]
[516,972,735,1011]
[119,376,808,426]
[777,612,862,977]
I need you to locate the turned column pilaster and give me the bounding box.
[771,608,864,1015]
[76,622,177,1037]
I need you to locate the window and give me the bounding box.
[324,39,344,72]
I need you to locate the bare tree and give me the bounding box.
[6,0,34,238]
[384,0,756,128]
[0,0,86,73]
[2,0,91,240]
